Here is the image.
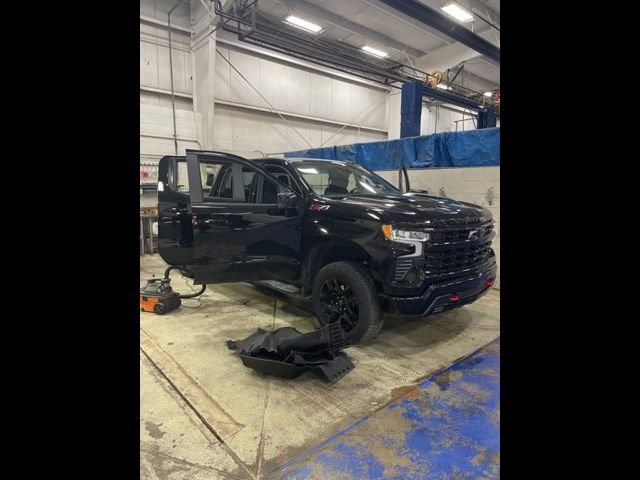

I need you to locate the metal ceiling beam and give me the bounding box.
[377,0,500,65]
[278,0,425,58]
[466,0,500,31]
[449,59,499,90]
[215,34,389,91]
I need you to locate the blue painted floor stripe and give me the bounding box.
[269,338,500,479]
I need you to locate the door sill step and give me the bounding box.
[252,280,301,295]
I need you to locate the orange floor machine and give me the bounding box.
[140,278,181,315]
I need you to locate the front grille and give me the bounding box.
[423,241,493,274]
[428,223,493,243]
[393,217,495,282]
[430,216,491,227]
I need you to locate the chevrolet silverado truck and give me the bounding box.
[157,150,497,342]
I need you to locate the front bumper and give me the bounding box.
[382,262,497,316]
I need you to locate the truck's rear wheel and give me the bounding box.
[312,261,384,343]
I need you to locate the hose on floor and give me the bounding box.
[164,266,207,298]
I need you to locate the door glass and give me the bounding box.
[176,161,190,193]
[264,165,300,193]
[257,175,280,204]
[242,167,255,202]
[190,158,282,203]
[201,164,223,194]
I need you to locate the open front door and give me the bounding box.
[183,151,304,285]
[157,155,194,267]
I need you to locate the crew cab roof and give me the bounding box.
[251,157,356,166]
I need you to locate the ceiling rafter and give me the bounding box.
[276,0,427,58]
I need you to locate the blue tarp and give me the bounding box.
[284,127,500,170]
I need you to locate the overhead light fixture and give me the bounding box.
[362,45,389,58]
[436,83,451,90]
[483,91,493,97]
[284,15,323,34]
[441,3,474,23]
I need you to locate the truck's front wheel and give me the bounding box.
[312,261,384,343]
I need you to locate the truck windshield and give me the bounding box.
[291,160,399,197]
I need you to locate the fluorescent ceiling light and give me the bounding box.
[362,45,389,58]
[441,4,474,23]
[436,83,451,90]
[483,91,493,97]
[284,15,323,33]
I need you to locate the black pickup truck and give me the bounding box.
[157,150,497,342]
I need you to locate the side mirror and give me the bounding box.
[410,189,429,195]
[277,191,300,209]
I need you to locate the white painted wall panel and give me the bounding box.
[360,86,387,127]
[228,49,263,106]
[214,48,232,99]
[331,79,352,123]
[140,92,199,156]
[212,104,387,158]
[213,46,388,131]
[259,59,287,109]
[140,41,159,88]
[284,68,311,116]
[308,71,333,120]
[140,35,192,95]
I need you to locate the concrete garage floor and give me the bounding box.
[140,254,500,479]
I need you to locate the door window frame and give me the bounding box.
[186,150,293,206]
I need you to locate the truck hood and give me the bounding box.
[326,192,492,225]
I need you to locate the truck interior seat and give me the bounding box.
[276,174,291,188]
[324,177,348,196]
[262,179,278,204]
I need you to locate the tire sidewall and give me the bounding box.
[312,261,380,342]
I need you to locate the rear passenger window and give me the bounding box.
[179,156,285,204]
[175,161,224,194]
[205,163,234,200]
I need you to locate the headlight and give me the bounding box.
[381,224,430,241]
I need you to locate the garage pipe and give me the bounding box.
[168,0,186,155]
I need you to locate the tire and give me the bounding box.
[153,303,165,315]
[312,261,384,343]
